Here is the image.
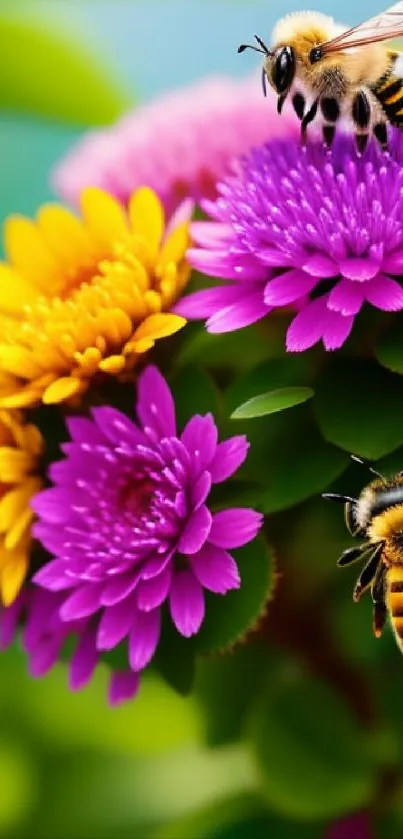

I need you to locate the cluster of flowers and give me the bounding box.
[2,68,403,704]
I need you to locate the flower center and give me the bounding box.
[119,474,156,518]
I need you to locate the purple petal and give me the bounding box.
[191,471,212,509]
[136,567,171,611]
[136,365,176,440]
[327,279,364,316]
[190,543,240,594]
[169,569,205,637]
[209,508,263,549]
[302,254,338,277]
[100,571,143,606]
[286,297,330,352]
[69,623,98,690]
[382,251,403,273]
[178,504,212,555]
[141,551,173,580]
[339,257,380,281]
[66,417,106,445]
[264,269,317,306]
[128,608,161,671]
[31,488,76,523]
[190,221,234,248]
[323,310,354,351]
[33,559,75,592]
[32,522,66,555]
[59,583,104,621]
[91,406,146,447]
[96,596,136,650]
[108,671,140,706]
[209,436,249,483]
[0,594,25,649]
[181,414,218,474]
[206,291,269,334]
[188,248,266,281]
[29,639,62,677]
[365,274,403,310]
[174,285,250,319]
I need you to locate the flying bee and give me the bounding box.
[323,455,403,653]
[238,2,403,152]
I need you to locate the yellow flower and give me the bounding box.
[0,411,43,605]
[0,187,190,406]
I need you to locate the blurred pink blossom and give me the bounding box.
[52,75,297,215]
[324,813,375,839]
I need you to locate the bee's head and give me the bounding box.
[238,36,296,97]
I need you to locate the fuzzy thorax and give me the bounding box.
[368,505,403,544]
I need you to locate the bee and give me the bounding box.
[323,456,403,653]
[238,1,403,152]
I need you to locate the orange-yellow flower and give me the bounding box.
[0,187,190,407]
[0,411,43,605]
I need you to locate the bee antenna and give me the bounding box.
[261,67,267,97]
[350,454,385,480]
[238,35,272,56]
[322,493,357,504]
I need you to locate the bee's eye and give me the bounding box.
[272,46,295,94]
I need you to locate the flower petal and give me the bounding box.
[365,274,403,311]
[190,543,240,594]
[181,414,217,474]
[174,285,251,319]
[323,310,354,351]
[96,596,136,650]
[33,559,75,592]
[136,365,176,439]
[339,257,380,281]
[327,279,365,316]
[80,187,128,247]
[59,583,104,621]
[286,297,330,352]
[108,671,140,706]
[69,623,98,690]
[264,269,317,306]
[129,608,161,671]
[178,504,212,555]
[209,508,263,549]
[206,291,269,333]
[128,188,164,260]
[209,436,249,483]
[169,569,205,637]
[91,406,146,447]
[136,567,171,611]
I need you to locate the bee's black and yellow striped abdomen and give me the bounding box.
[387,564,403,649]
[374,75,403,126]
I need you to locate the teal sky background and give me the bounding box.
[0,0,383,226]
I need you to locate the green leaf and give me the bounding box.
[170,366,220,430]
[194,537,274,655]
[314,358,403,459]
[0,11,130,125]
[152,615,196,697]
[375,320,403,375]
[250,667,377,821]
[175,323,284,373]
[231,387,314,420]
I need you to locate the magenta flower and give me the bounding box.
[324,813,374,839]
[52,75,297,216]
[0,586,140,705]
[176,132,403,352]
[31,366,262,676]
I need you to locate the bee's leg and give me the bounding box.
[320,97,340,148]
[353,544,383,602]
[337,543,371,566]
[352,90,371,154]
[301,98,318,142]
[277,92,288,114]
[291,91,305,121]
[373,121,388,151]
[371,562,387,638]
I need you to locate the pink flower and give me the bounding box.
[52,75,297,215]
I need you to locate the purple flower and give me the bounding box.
[31,366,262,675]
[0,586,140,705]
[175,132,403,351]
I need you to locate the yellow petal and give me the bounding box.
[0,263,38,315]
[0,345,43,379]
[99,355,126,374]
[128,188,164,261]
[73,347,102,373]
[81,188,128,248]
[0,482,35,533]
[43,376,86,405]
[158,222,189,267]
[4,216,60,290]
[5,505,36,551]
[0,550,29,606]
[0,448,35,483]
[0,390,43,409]
[37,204,96,266]
[132,312,186,343]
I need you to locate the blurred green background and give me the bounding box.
[2,2,403,838]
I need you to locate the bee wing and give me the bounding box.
[319,1,403,55]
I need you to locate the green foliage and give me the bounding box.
[231,387,314,420]
[170,366,220,429]
[194,537,275,654]
[0,9,130,125]
[314,358,403,459]
[250,666,377,821]
[375,320,403,375]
